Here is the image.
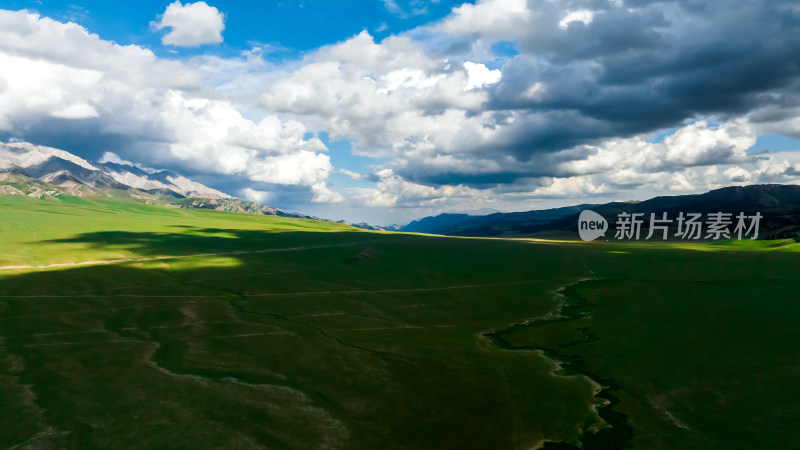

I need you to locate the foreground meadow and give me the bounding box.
[1,196,798,449]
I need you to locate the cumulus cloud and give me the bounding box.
[152,1,225,47]
[158,90,336,199]
[260,31,505,164]
[555,120,757,177]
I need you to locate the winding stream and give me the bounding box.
[483,278,633,449]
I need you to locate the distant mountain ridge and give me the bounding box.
[401,184,800,239]
[400,204,593,236]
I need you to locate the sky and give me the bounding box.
[1,0,800,225]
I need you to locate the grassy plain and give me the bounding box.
[1,195,798,449]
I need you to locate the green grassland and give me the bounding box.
[1,195,799,449]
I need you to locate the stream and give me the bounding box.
[483,278,633,449]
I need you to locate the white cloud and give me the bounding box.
[310,182,344,203]
[339,169,366,180]
[437,0,530,40]
[49,102,99,119]
[556,120,757,177]
[99,152,136,166]
[240,187,271,203]
[663,120,755,167]
[463,61,501,90]
[0,9,201,134]
[722,166,752,184]
[0,51,103,126]
[152,1,225,47]
[161,90,333,187]
[663,172,695,192]
[558,9,595,29]
[532,175,608,197]
[260,31,502,160]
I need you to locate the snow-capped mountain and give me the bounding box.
[0,141,230,199]
[0,140,327,221]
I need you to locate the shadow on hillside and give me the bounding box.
[37,226,419,259]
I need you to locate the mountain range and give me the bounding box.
[400,184,800,239]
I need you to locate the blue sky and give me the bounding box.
[7,0,470,56]
[1,0,800,225]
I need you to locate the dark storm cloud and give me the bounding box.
[2,117,168,163]
[393,170,523,187]
[474,0,800,162]
[390,141,602,187]
[519,5,668,61]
